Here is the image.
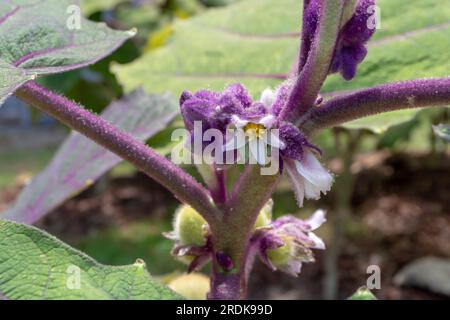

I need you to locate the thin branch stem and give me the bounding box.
[15,81,219,224]
[299,78,450,136]
[280,0,345,122]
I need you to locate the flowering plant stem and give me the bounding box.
[15,81,220,225]
[16,76,450,299]
[14,0,450,297]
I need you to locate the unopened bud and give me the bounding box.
[174,205,208,247]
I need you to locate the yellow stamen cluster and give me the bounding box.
[244,122,266,139]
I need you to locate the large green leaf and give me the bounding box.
[0,219,182,300]
[0,0,135,105]
[1,90,177,225]
[112,0,450,132]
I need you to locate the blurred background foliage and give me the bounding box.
[0,0,449,299]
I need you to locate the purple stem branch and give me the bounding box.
[280,0,345,122]
[298,78,450,135]
[296,0,312,74]
[15,81,219,224]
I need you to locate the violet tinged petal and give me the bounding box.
[308,232,326,250]
[305,209,327,230]
[259,114,277,129]
[284,159,306,208]
[257,233,285,271]
[295,151,333,199]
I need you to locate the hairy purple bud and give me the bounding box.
[331,0,377,80]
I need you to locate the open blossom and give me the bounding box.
[255,210,327,276]
[255,88,334,207]
[223,91,285,165]
[179,82,333,207]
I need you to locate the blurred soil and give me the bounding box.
[1,152,449,300]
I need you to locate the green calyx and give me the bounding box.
[266,235,294,267]
[174,205,208,247]
[254,199,273,230]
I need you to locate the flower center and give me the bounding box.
[244,122,266,139]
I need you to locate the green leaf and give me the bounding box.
[112,0,450,132]
[348,287,377,300]
[0,0,135,105]
[1,89,178,225]
[0,219,183,300]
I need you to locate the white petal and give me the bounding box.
[224,132,246,151]
[284,159,305,207]
[249,139,268,165]
[304,179,321,199]
[268,131,285,149]
[259,114,276,129]
[306,209,327,230]
[308,232,326,250]
[295,151,333,196]
[231,115,248,128]
[260,88,276,108]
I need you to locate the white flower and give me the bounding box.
[223,89,285,166]
[284,151,333,207]
[224,114,285,165]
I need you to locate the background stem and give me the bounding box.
[323,129,359,299]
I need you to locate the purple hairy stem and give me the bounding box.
[297,0,315,74]
[15,81,219,224]
[280,0,345,122]
[213,168,228,204]
[208,269,242,300]
[206,166,281,299]
[299,78,450,135]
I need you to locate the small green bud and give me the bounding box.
[348,286,377,300]
[174,205,208,247]
[266,235,294,267]
[254,199,273,229]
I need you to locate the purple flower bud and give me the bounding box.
[180,84,257,134]
[331,0,377,80]
[302,0,376,80]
